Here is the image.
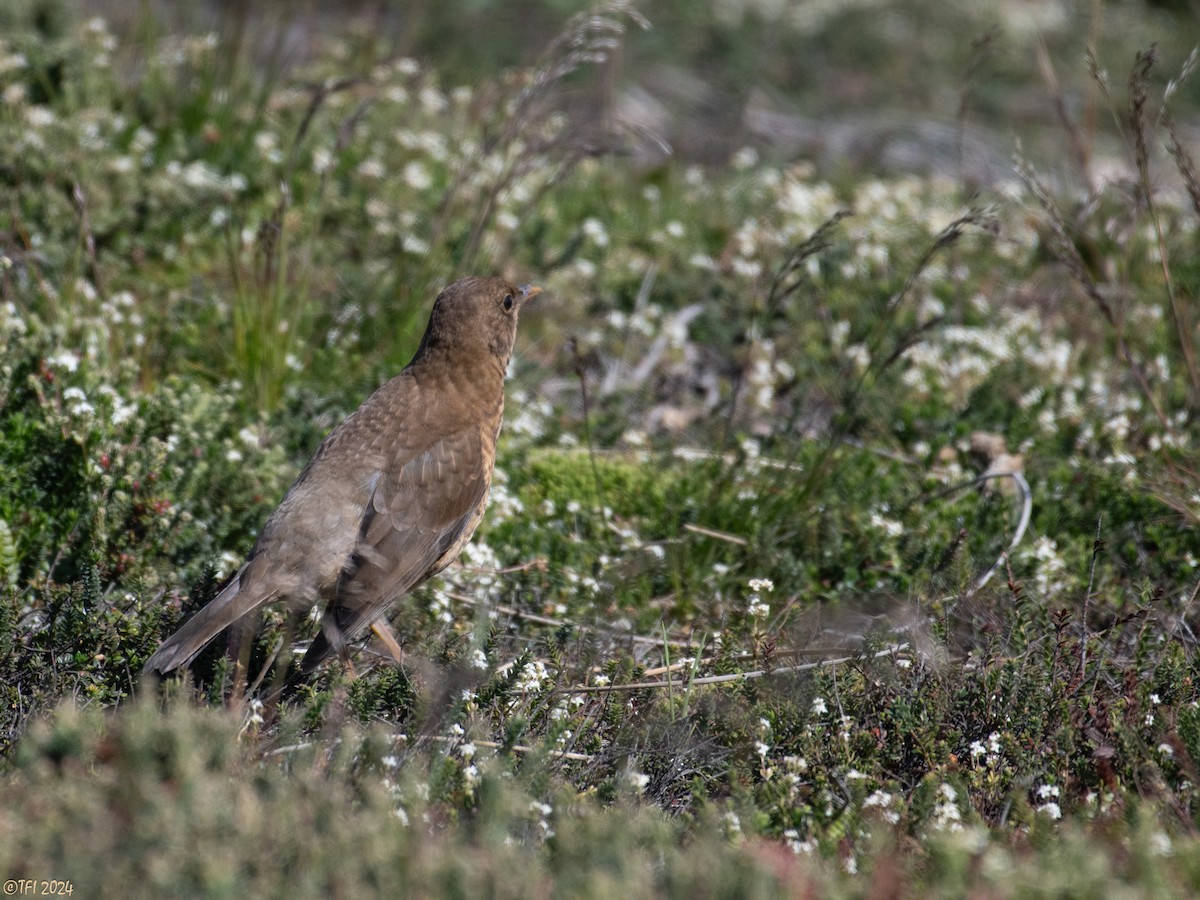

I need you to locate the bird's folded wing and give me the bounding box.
[329,426,490,638]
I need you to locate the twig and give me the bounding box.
[563,644,908,693]
[439,589,697,649]
[915,469,1033,598]
[71,183,108,313]
[1080,517,1104,679]
[682,523,747,546]
[425,734,595,762]
[265,734,594,762]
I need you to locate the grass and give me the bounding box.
[2,0,1200,895]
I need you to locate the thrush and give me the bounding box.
[143,276,540,682]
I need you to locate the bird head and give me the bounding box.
[415,276,540,364]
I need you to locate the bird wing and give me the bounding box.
[296,424,491,675]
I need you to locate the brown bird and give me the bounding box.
[144,276,540,682]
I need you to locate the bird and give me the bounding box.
[143,276,540,684]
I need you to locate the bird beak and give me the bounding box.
[518,284,542,306]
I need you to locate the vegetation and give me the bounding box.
[2,0,1200,895]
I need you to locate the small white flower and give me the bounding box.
[403,160,432,190]
[515,660,549,693]
[246,697,264,726]
[48,350,80,372]
[1149,831,1173,856]
[357,158,384,179]
[462,763,480,793]
[723,810,741,835]
[731,146,758,170]
[869,511,904,537]
[582,217,609,248]
[811,697,828,715]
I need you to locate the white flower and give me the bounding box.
[1036,801,1062,820]
[869,511,903,537]
[515,660,549,692]
[357,158,385,179]
[748,578,774,593]
[26,106,56,127]
[1149,831,1173,857]
[403,160,432,190]
[731,146,759,170]
[811,697,828,715]
[723,810,742,835]
[312,148,333,174]
[462,763,480,793]
[863,790,900,824]
[246,697,264,726]
[48,350,80,372]
[0,52,27,75]
[419,86,447,112]
[931,783,963,831]
[582,217,609,248]
[784,829,817,855]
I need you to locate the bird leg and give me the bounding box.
[370,619,406,667]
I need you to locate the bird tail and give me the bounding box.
[143,564,266,675]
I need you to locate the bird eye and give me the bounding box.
[502,293,514,311]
